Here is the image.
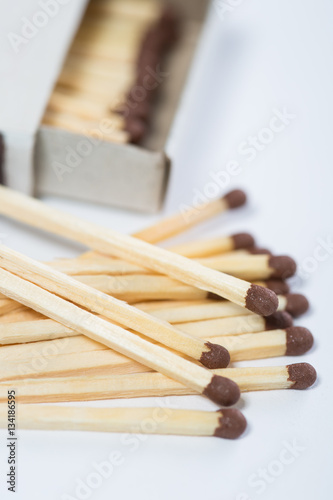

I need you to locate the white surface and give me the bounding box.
[0,0,332,498]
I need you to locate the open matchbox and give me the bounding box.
[0,0,210,212]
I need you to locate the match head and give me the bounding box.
[214,409,247,439]
[265,279,290,295]
[223,189,247,209]
[232,233,255,250]
[268,255,297,279]
[287,362,317,389]
[245,284,278,316]
[265,311,293,330]
[200,342,230,369]
[285,326,314,356]
[285,294,310,317]
[203,375,240,407]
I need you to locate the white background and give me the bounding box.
[1,0,332,499]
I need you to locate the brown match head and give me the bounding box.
[264,279,290,295]
[214,409,247,439]
[248,247,272,255]
[287,362,317,389]
[223,189,247,209]
[285,326,314,356]
[232,232,255,250]
[245,284,278,316]
[203,375,240,407]
[125,118,147,144]
[284,294,310,317]
[265,311,293,330]
[268,255,297,279]
[200,342,230,369]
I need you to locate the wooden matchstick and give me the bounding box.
[0,307,291,343]
[0,323,313,372]
[0,245,230,369]
[0,405,246,439]
[177,312,293,337]
[133,189,247,243]
[134,293,309,323]
[47,233,256,276]
[74,274,219,301]
[165,232,255,258]
[214,327,314,361]
[0,187,278,315]
[196,254,297,280]
[0,268,239,406]
[0,363,316,404]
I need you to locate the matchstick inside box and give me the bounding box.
[35,0,209,211]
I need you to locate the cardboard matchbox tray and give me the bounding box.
[0,0,210,212]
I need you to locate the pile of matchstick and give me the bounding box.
[42,0,179,144]
[0,186,316,440]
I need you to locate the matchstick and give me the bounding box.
[75,274,220,301]
[0,245,230,369]
[167,312,293,337]
[45,253,295,286]
[0,405,246,439]
[0,268,239,406]
[0,308,291,343]
[165,233,255,258]
[214,327,314,361]
[0,363,316,404]
[134,293,309,323]
[133,189,247,243]
[0,323,313,370]
[47,233,256,276]
[0,187,278,315]
[196,254,297,280]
